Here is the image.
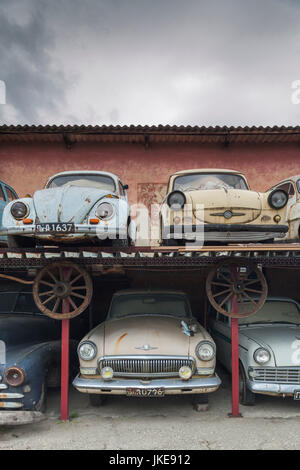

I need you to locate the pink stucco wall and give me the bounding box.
[0,141,299,204]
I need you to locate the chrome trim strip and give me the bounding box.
[0,384,8,390]
[73,373,221,392]
[0,393,24,399]
[0,402,23,409]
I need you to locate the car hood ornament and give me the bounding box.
[135,344,158,351]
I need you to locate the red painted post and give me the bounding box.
[60,299,70,421]
[230,293,241,417]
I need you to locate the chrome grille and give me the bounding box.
[251,367,300,384]
[99,356,195,377]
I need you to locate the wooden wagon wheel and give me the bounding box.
[33,261,93,320]
[206,259,267,318]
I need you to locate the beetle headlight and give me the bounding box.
[95,202,114,220]
[253,348,271,365]
[78,341,97,361]
[196,341,216,361]
[268,190,288,209]
[167,191,186,210]
[10,202,28,220]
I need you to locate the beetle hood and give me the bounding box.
[190,188,262,224]
[33,186,113,223]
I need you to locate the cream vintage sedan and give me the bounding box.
[73,289,221,406]
[160,169,289,245]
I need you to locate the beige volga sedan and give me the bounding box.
[73,289,221,406]
[160,169,289,245]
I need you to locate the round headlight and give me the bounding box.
[196,341,216,361]
[95,202,114,220]
[4,367,25,387]
[101,366,114,381]
[268,190,288,209]
[167,191,186,210]
[253,348,271,365]
[78,341,97,361]
[178,365,192,380]
[10,202,28,220]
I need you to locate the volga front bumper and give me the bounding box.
[0,224,127,239]
[163,224,288,242]
[73,373,221,395]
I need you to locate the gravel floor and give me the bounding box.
[1,368,300,450]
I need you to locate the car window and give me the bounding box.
[239,301,300,325]
[108,293,192,319]
[275,182,295,198]
[5,187,17,202]
[0,292,16,312]
[173,173,248,191]
[0,186,6,202]
[47,174,116,192]
[14,293,40,313]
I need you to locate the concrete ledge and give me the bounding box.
[0,411,45,426]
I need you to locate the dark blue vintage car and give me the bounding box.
[0,288,79,424]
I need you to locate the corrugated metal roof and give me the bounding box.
[1,124,300,144]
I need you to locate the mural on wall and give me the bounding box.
[136,183,167,245]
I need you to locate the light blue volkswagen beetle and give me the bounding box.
[209,297,300,405]
[0,171,135,248]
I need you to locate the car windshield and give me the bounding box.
[108,293,191,319]
[47,174,116,192]
[173,173,248,192]
[0,292,41,315]
[239,301,300,325]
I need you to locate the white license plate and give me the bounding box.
[126,388,165,397]
[294,391,300,400]
[35,223,75,233]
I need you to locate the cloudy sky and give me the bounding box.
[0,0,300,126]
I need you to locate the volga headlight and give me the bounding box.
[253,348,271,365]
[268,190,288,209]
[95,202,114,220]
[10,202,28,220]
[196,341,215,361]
[78,341,97,361]
[167,191,186,210]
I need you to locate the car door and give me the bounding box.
[210,311,232,371]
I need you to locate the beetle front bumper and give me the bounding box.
[162,224,288,242]
[73,374,221,395]
[0,224,128,241]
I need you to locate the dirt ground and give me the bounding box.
[1,367,300,450]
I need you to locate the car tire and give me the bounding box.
[239,363,255,406]
[89,394,105,407]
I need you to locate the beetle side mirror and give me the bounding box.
[123,184,129,190]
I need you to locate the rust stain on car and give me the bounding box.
[114,333,128,354]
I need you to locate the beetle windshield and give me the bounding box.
[239,300,300,325]
[173,173,248,192]
[47,174,116,192]
[0,292,41,315]
[108,293,191,319]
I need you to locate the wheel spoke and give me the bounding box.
[244,279,260,287]
[53,298,60,313]
[211,281,231,288]
[218,272,232,284]
[45,269,58,283]
[39,290,54,297]
[241,291,257,305]
[71,292,86,300]
[71,285,87,291]
[70,274,83,285]
[244,287,263,294]
[68,296,77,310]
[212,288,232,298]
[219,292,233,308]
[42,294,56,306]
[40,280,55,288]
